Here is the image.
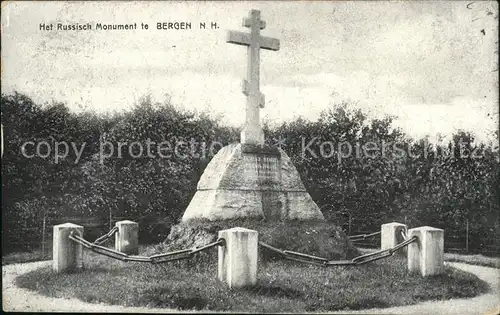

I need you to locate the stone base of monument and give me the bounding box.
[158,142,356,266]
[147,219,359,268]
[182,143,325,222]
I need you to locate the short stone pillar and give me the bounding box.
[381,222,407,255]
[53,223,84,273]
[218,227,258,288]
[407,226,444,276]
[115,220,139,255]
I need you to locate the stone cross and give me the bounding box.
[227,9,280,146]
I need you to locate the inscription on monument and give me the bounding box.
[242,154,280,187]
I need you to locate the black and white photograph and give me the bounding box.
[1,1,499,313]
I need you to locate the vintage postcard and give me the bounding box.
[2,1,499,314]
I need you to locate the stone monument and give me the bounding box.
[182,9,324,222]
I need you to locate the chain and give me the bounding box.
[351,248,392,265]
[70,233,154,262]
[149,248,194,263]
[324,260,357,266]
[259,241,356,266]
[70,229,417,267]
[190,239,225,255]
[93,226,119,245]
[259,235,418,267]
[283,250,329,263]
[69,232,225,264]
[400,229,408,241]
[258,241,286,255]
[348,231,381,241]
[258,242,330,265]
[354,250,393,265]
[391,236,417,253]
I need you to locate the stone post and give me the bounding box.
[53,223,84,273]
[115,220,139,255]
[381,222,407,255]
[218,227,258,288]
[407,226,444,276]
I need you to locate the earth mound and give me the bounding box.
[144,218,359,266]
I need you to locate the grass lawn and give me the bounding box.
[15,250,489,312]
[357,248,500,269]
[444,253,500,268]
[2,249,51,265]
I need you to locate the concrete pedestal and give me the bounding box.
[53,223,84,273]
[381,222,407,255]
[182,143,324,222]
[218,227,258,288]
[407,226,444,276]
[115,220,139,255]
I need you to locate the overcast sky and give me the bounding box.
[1,1,498,143]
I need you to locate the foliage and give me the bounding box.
[1,92,499,254]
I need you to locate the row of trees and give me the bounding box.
[2,92,499,253]
[266,106,499,238]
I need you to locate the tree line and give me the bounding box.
[2,92,499,254]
